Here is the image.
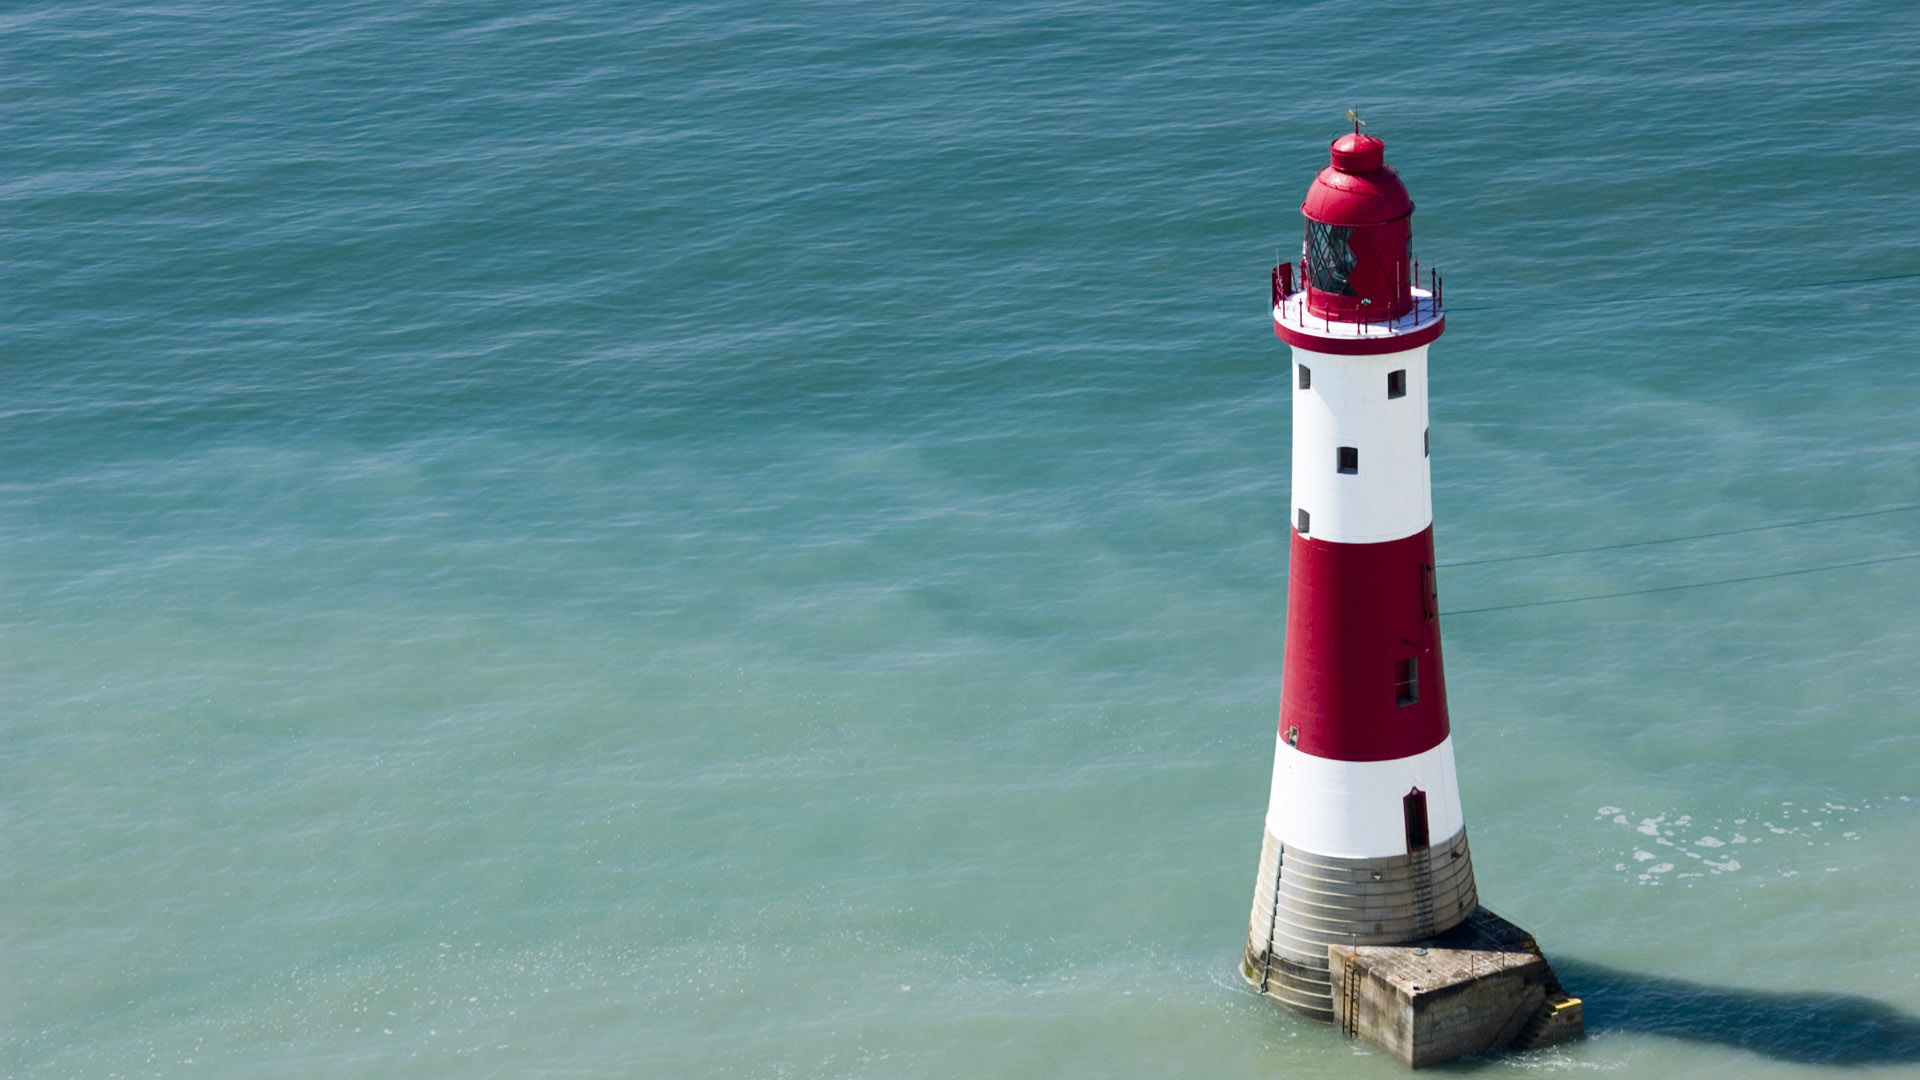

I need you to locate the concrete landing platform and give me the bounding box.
[1327,907,1584,1067]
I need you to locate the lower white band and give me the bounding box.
[1263,734,1466,859]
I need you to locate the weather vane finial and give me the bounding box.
[1345,108,1366,135]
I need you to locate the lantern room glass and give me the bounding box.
[1306,222,1356,296]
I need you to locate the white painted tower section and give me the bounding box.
[1264,735,1465,859]
[1288,342,1433,545]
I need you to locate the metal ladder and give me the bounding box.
[1259,844,1285,993]
[1340,951,1361,1038]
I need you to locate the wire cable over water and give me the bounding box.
[1437,504,1920,568]
[1445,269,1920,313]
[1442,550,1920,617]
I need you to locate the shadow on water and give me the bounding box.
[1553,957,1920,1066]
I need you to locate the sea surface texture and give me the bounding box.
[6,2,1920,1076]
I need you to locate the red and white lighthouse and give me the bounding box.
[1243,131,1478,1020]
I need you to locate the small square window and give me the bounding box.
[1388,369,1406,398]
[1296,508,1310,534]
[1337,446,1358,474]
[1298,364,1311,390]
[1395,658,1419,706]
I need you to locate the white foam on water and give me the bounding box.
[1590,794,1913,886]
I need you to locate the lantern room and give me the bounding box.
[1301,133,1415,322]
[1272,130,1443,355]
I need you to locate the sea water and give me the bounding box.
[4,1,1919,1076]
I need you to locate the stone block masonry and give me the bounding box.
[1326,907,1584,1067]
[1243,829,1479,1020]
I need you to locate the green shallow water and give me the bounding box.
[4,1,1920,1075]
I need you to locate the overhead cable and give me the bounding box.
[1443,550,1920,617]
[1438,504,1920,568]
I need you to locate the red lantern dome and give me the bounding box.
[1303,133,1412,225]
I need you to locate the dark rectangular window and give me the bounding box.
[1403,788,1431,853]
[1424,427,1430,457]
[1337,446,1358,474]
[1296,508,1310,534]
[1388,369,1406,398]
[1395,658,1419,705]
[1298,364,1311,390]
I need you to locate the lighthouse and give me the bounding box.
[1242,128,1473,1020]
[1240,132,1582,1064]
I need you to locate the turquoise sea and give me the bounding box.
[6,2,1920,1076]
